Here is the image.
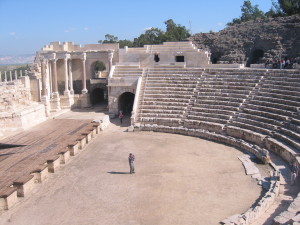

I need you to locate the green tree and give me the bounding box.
[98,34,118,44]
[164,19,191,41]
[278,0,300,15]
[227,0,265,26]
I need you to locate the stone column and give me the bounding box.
[4,71,7,82]
[50,58,61,111]
[108,51,114,72]
[68,59,74,94]
[0,71,2,82]
[15,70,18,81]
[81,53,88,94]
[9,71,12,81]
[51,59,59,97]
[41,59,47,96]
[41,59,50,116]
[20,70,23,77]
[63,56,70,96]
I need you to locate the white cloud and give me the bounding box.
[144,27,153,31]
[9,32,16,36]
[64,27,76,33]
[84,27,89,31]
[217,22,223,27]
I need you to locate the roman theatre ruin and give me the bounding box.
[0,39,299,225]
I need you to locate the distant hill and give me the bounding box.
[0,54,34,65]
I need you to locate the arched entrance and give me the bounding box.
[211,52,222,64]
[118,92,135,115]
[91,88,106,105]
[248,49,264,65]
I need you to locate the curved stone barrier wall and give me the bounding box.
[135,124,281,224]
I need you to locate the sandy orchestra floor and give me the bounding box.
[0,109,265,225]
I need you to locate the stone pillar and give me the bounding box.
[81,53,88,94]
[41,59,50,116]
[108,51,114,72]
[20,70,23,77]
[41,59,48,96]
[63,57,70,96]
[0,71,2,82]
[9,71,12,81]
[15,70,18,81]
[4,71,7,82]
[25,70,28,76]
[68,59,74,94]
[79,53,90,108]
[50,59,61,111]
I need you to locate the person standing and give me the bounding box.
[128,153,135,174]
[291,162,299,185]
[118,111,123,124]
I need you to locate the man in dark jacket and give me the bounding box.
[128,153,135,174]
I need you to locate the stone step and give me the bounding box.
[253,96,300,108]
[195,99,241,107]
[228,121,272,135]
[242,107,288,121]
[237,112,283,127]
[186,114,228,124]
[189,111,231,120]
[244,103,295,117]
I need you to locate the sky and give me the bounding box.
[0,0,273,55]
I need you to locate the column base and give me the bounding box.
[60,94,75,109]
[50,93,61,112]
[78,93,91,108]
[81,89,88,94]
[41,95,51,117]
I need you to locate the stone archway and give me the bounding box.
[248,49,264,66]
[211,52,222,64]
[118,92,135,115]
[90,88,106,105]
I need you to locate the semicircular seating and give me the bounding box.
[134,67,300,224]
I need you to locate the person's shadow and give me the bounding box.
[107,171,130,174]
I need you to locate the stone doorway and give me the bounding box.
[249,49,264,65]
[118,92,135,115]
[175,56,184,62]
[91,88,106,105]
[154,54,160,62]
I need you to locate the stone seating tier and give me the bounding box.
[236,112,283,127]
[274,131,300,150]
[198,84,254,90]
[189,111,231,120]
[144,87,195,92]
[197,92,247,99]
[191,107,235,115]
[232,116,276,132]
[187,115,228,124]
[196,95,245,103]
[250,98,299,111]
[256,91,300,102]
[262,84,300,92]
[140,105,185,110]
[197,88,251,95]
[241,107,289,121]
[195,100,241,107]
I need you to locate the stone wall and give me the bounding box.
[0,77,46,139]
[190,15,300,65]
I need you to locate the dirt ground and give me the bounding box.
[0,109,267,225]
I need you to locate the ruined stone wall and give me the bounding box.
[0,79,32,112]
[190,15,300,65]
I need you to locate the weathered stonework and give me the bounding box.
[190,15,300,65]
